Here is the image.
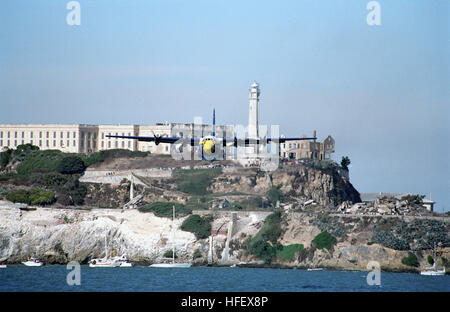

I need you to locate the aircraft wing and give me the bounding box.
[105,135,201,145]
[221,137,316,146]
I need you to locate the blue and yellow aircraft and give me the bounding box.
[106,110,316,160]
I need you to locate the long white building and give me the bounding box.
[0,122,234,155]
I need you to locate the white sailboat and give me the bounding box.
[150,205,191,268]
[22,257,44,267]
[420,245,446,276]
[113,254,133,267]
[89,235,120,268]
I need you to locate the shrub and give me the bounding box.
[0,149,13,168]
[58,156,86,174]
[248,239,276,264]
[312,231,337,250]
[276,244,304,261]
[245,211,284,264]
[138,202,192,218]
[402,252,419,267]
[427,255,434,266]
[5,188,55,206]
[6,189,30,204]
[173,168,222,195]
[340,156,351,170]
[181,214,212,239]
[28,188,55,205]
[267,185,284,206]
[163,250,177,259]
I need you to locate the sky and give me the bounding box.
[0,0,449,211]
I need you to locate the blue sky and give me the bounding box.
[0,0,449,211]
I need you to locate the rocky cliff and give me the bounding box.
[1,203,448,273]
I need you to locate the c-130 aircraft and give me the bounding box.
[106,109,316,160]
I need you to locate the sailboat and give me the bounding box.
[420,244,446,276]
[89,234,120,268]
[150,205,191,268]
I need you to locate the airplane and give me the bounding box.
[105,109,317,160]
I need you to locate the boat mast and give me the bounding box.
[172,205,175,264]
[105,234,108,260]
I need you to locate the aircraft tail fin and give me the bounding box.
[212,108,216,137]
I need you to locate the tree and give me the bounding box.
[58,156,86,174]
[341,156,351,171]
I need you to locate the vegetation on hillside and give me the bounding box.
[173,168,222,195]
[181,214,213,239]
[245,211,285,264]
[401,252,419,267]
[138,202,192,218]
[312,231,337,250]
[6,188,56,206]
[371,218,449,250]
[0,145,150,207]
[276,244,304,261]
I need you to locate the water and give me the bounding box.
[0,266,449,292]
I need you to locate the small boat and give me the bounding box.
[22,257,44,267]
[420,244,446,276]
[0,264,7,269]
[150,263,191,268]
[420,266,445,276]
[149,205,191,268]
[89,235,120,268]
[89,258,119,268]
[307,266,323,271]
[230,264,237,268]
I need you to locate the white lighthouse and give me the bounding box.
[248,82,260,139]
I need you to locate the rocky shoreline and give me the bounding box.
[1,202,448,274]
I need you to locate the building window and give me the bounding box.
[73,140,76,147]
[30,140,32,145]
[39,140,42,147]
[165,146,168,152]
[60,140,63,147]
[46,140,49,147]
[73,132,76,138]
[15,132,17,138]
[122,141,125,148]
[22,140,24,145]
[101,133,104,139]
[128,141,131,148]
[115,141,118,148]
[60,132,63,139]
[67,140,69,147]
[67,132,69,138]
[14,140,17,146]
[7,140,10,146]
[53,140,56,147]
[22,132,25,138]
[39,132,42,138]
[108,141,111,148]
[53,132,56,138]
[101,141,104,148]
[0,131,2,138]
[8,131,10,138]
[46,132,49,138]
[0,140,2,146]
